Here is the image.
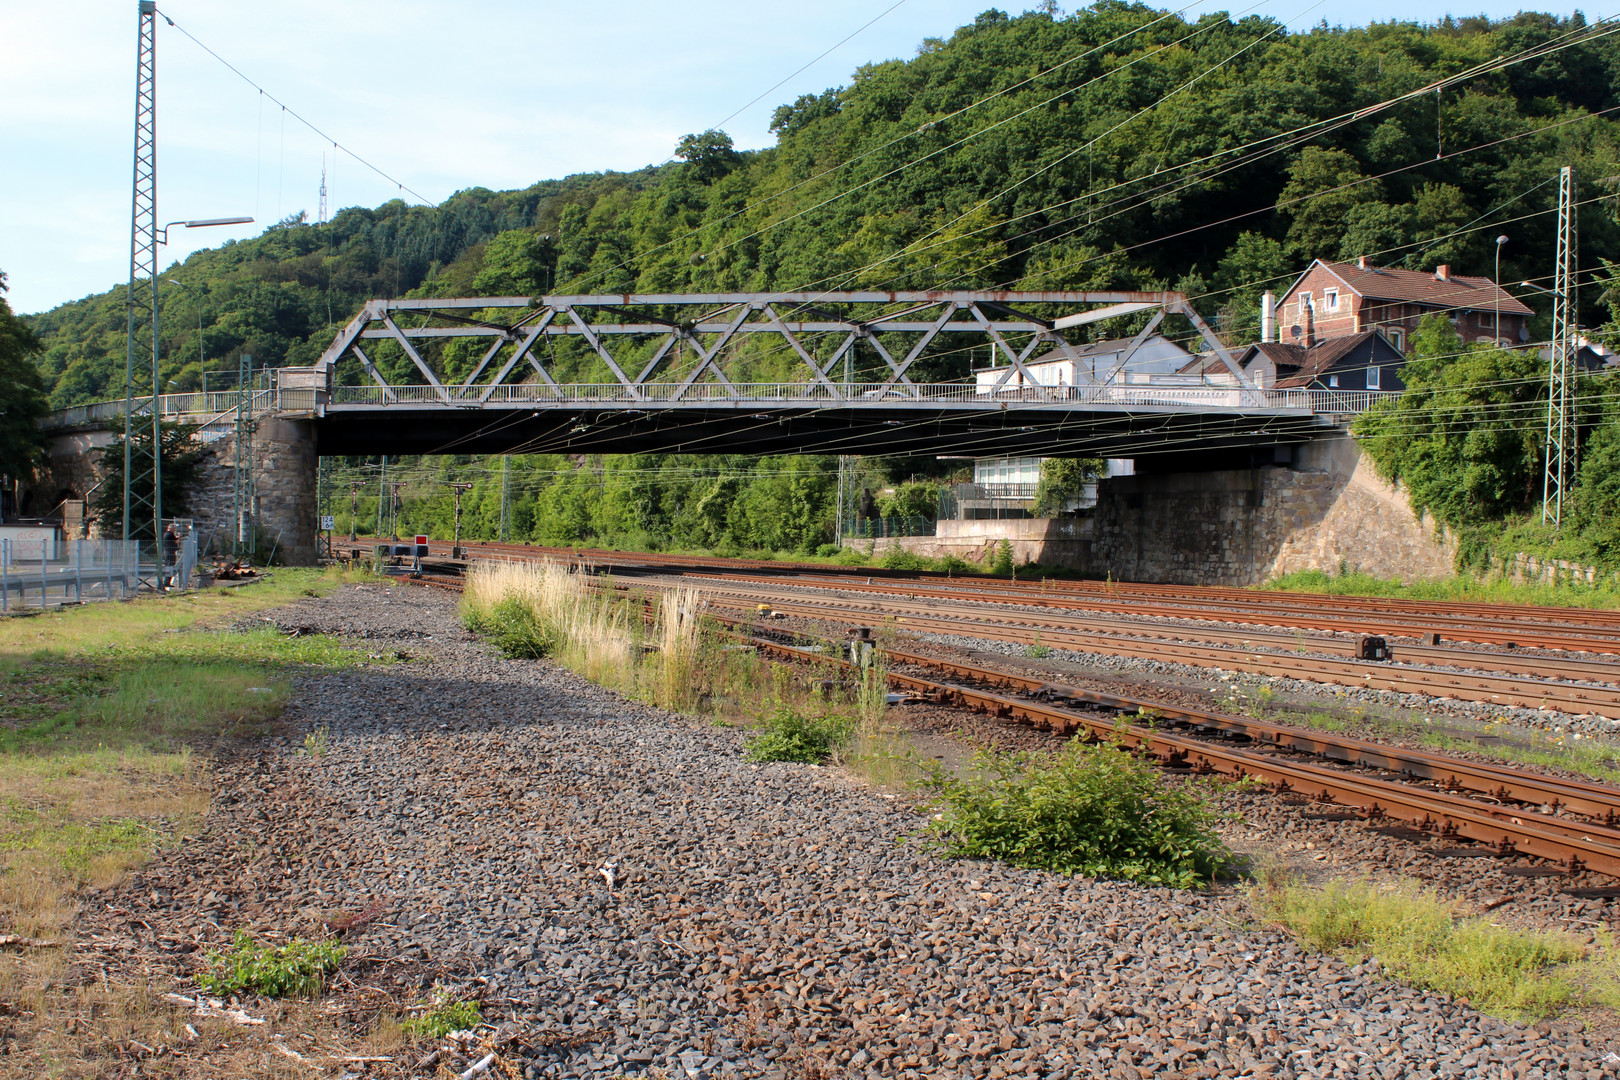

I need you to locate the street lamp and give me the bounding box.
[1494,235,1509,346]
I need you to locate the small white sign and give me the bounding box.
[320,515,335,530]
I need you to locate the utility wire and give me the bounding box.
[156,7,432,205]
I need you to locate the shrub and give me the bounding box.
[991,539,1014,576]
[815,542,841,557]
[196,930,346,997]
[938,555,974,575]
[745,704,853,764]
[921,738,1231,888]
[403,996,483,1038]
[485,596,558,659]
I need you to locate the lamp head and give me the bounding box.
[1496,235,1509,246]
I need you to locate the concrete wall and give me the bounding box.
[851,436,1457,585]
[30,419,320,566]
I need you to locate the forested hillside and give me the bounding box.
[27,3,1620,401]
[21,3,1620,563]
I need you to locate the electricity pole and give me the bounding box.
[1543,165,1578,527]
[385,481,405,540]
[123,0,159,556]
[375,457,387,539]
[349,481,362,541]
[499,457,510,542]
[448,481,474,558]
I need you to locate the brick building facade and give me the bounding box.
[1274,258,1533,353]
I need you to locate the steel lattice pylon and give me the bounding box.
[233,353,256,555]
[122,0,160,548]
[1543,165,1578,527]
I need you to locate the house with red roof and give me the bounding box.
[1271,258,1533,354]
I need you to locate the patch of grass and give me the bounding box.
[921,736,1232,888]
[479,596,560,659]
[196,930,347,998]
[745,703,854,764]
[402,995,482,1039]
[302,723,330,757]
[1249,874,1620,1020]
[1261,568,1620,610]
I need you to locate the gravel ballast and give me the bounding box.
[112,583,1618,1078]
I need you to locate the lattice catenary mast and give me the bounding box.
[123,0,162,549]
[1543,165,1578,527]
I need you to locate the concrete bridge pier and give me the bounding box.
[32,417,320,566]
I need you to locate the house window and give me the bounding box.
[1328,375,1340,388]
[1389,328,1405,352]
[1367,365,1380,390]
[1323,288,1339,312]
[1300,291,1312,318]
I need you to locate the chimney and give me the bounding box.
[1303,295,1315,345]
[1435,264,1451,281]
[1357,255,1368,270]
[1260,290,1276,343]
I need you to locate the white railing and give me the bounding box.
[44,382,1402,430]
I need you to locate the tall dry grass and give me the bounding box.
[464,560,702,709]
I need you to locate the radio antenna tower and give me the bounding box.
[318,157,328,224]
[1542,165,1578,527]
[122,0,162,553]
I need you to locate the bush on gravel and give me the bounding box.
[745,704,853,764]
[402,996,482,1038]
[921,737,1231,888]
[196,930,346,997]
[470,597,558,659]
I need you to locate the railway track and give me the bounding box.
[405,567,1620,879]
[424,540,1620,651]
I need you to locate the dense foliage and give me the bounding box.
[0,273,48,498]
[1356,314,1620,568]
[27,5,1620,404]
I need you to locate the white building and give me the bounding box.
[974,335,1198,391]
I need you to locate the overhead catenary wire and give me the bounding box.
[156,7,432,205]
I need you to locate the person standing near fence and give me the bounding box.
[161,525,178,591]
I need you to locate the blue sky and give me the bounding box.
[0,0,1595,314]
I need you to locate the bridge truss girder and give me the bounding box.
[314,291,1256,406]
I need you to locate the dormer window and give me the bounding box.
[1323,288,1339,312]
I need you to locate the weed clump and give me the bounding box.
[921,738,1230,888]
[195,930,346,997]
[1251,876,1602,1019]
[746,704,853,764]
[479,597,559,659]
[403,995,482,1038]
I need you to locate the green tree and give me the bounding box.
[0,272,48,491]
[91,422,205,536]
[1032,458,1106,517]
[1278,148,1384,258]
[1354,314,1544,526]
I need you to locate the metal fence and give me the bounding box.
[843,515,937,539]
[0,536,198,611]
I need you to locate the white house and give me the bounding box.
[973,335,1197,391]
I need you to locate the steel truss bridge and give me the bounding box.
[47,292,1394,459]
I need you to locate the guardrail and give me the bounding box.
[43,383,1401,430]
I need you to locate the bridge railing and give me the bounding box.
[326,382,1397,411]
[44,384,1403,431]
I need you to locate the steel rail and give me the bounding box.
[437,540,1620,640]
[672,570,1620,680]
[685,585,1620,717]
[724,623,1620,877]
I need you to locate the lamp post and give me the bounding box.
[1494,235,1509,346]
